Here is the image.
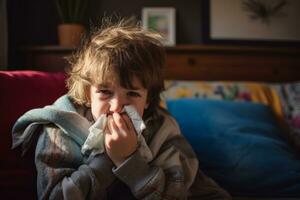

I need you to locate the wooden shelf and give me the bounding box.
[21,45,300,81]
[21,45,75,71]
[166,45,300,56]
[21,45,76,52]
[23,44,300,54]
[164,45,300,81]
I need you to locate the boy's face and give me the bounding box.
[89,76,149,120]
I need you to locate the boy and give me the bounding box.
[12,19,231,199]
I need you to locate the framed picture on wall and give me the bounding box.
[142,7,176,46]
[202,0,300,46]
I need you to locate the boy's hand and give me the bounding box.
[105,112,138,166]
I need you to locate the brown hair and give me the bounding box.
[67,18,166,118]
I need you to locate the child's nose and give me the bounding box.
[109,96,129,113]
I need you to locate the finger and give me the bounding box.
[112,112,129,135]
[107,115,119,139]
[104,115,112,135]
[121,113,136,135]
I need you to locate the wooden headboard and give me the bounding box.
[164,45,300,82]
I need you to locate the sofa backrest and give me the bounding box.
[0,70,67,198]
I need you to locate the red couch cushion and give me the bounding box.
[0,70,67,198]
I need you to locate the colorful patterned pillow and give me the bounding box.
[272,82,300,153]
[162,80,284,123]
[162,80,300,154]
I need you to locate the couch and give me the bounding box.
[0,71,67,199]
[1,70,300,199]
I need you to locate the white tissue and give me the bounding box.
[81,105,146,155]
[81,114,107,155]
[124,105,146,135]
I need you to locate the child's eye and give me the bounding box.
[127,91,141,97]
[97,89,113,97]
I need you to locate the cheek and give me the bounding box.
[134,99,149,117]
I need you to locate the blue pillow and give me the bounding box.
[166,98,300,197]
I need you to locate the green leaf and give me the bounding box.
[55,0,88,24]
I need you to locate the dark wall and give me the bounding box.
[88,0,203,44]
[7,0,204,66]
[9,0,204,45]
[7,0,58,66]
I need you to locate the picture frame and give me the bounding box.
[142,7,176,46]
[202,0,300,46]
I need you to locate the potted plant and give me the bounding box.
[56,0,88,47]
